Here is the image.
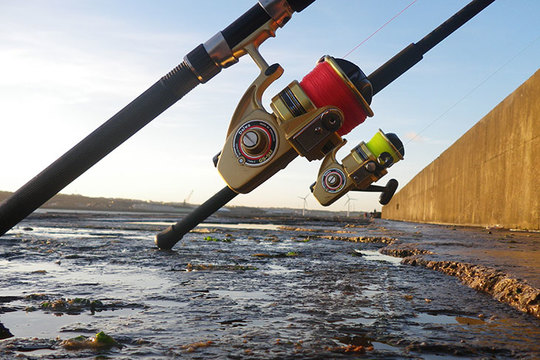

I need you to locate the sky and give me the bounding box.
[0,0,538,213]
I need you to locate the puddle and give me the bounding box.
[0,260,62,274]
[262,264,302,275]
[212,290,273,302]
[1,308,136,339]
[355,249,402,265]
[21,348,58,357]
[372,341,401,352]
[9,226,140,240]
[413,313,458,324]
[127,222,282,231]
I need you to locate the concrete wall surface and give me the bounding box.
[383,70,539,230]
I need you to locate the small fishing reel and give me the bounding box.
[310,129,404,206]
[215,52,374,193]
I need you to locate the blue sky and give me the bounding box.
[0,0,538,212]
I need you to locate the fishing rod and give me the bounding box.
[155,0,496,250]
[0,0,315,237]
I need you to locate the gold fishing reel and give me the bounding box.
[214,51,373,194]
[310,129,404,206]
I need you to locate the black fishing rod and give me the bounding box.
[0,0,316,237]
[155,0,495,250]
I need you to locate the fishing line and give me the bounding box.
[295,0,424,138]
[300,60,368,135]
[404,34,540,147]
[343,0,419,59]
[296,0,421,138]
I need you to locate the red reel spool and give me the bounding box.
[300,59,370,136]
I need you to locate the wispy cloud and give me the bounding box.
[405,131,426,142]
[404,131,449,145]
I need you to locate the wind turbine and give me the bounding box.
[344,194,356,217]
[183,190,194,206]
[298,194,309,216]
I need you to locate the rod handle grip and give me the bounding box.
[155,225,184,250]
[155,186,238,250]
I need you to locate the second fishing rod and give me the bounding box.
[155,0,496,250]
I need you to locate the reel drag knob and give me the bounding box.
[241,128,269,157]
[232,120,278,166]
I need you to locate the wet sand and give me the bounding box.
[0,211,539,359]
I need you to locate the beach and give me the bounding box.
[1,210,539,359]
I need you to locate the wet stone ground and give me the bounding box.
[1,211,539,359]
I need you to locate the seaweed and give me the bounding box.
[61,331,121,350]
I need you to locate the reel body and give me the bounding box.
[216,55,373,193]
[311,129,404,206]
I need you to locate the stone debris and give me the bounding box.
[322,235,397,244]
[181,340,214,353]
[380,245,433,257]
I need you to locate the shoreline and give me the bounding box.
[377,230,540,319]
[318,220,540,320]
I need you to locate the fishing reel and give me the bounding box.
[214,53,374,193]
[310,129,404,206]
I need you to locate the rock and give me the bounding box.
[0,296,22,303]
[0,323,13,340]
[400,257,540,319]
[380,245,433,258]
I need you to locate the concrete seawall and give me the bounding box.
[383,70,539,230]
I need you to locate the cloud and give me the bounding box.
[404,131,426,143]
[404,131,449,146]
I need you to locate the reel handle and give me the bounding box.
[155,186,237,250]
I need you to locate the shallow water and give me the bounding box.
[1,211,539,359]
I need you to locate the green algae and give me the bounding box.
[61,331,121,350]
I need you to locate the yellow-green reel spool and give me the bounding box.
[365,129,404,164]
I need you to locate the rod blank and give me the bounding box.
[0,63,199,236]
[368,0,495,95]
[155,186,238,250]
